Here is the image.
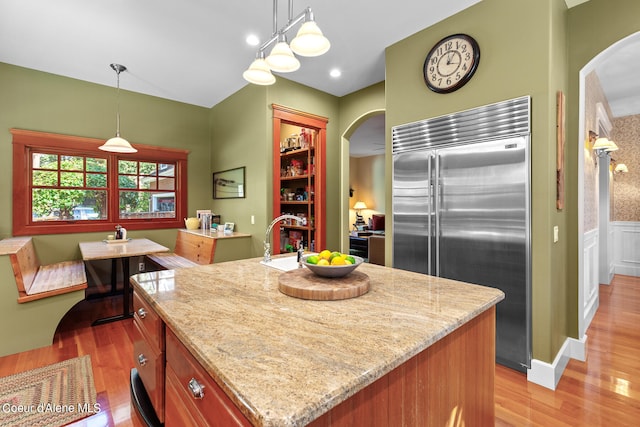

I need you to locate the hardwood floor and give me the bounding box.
[495,274,640,426]
[0,274,638,426]
[0,294,146,427]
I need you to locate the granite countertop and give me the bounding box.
[131,256,504,427]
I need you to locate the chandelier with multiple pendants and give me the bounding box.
[243,0,330,85]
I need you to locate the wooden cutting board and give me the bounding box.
[278,268,370,300]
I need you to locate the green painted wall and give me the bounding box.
[210,83,269,259]
[385,0,569,364]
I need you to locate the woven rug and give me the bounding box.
[0,355,97,427]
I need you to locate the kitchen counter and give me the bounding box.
[131,255,504,426]
[179,228,251,239]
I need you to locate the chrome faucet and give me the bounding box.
[264,214,305,263]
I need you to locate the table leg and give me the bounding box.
[111,258,117,294]
[86,258,119,300]
[92,256,133,326]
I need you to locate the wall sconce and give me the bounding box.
[614,163,629,174]
[589,131,618,165]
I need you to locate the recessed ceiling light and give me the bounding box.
[246,34,260,46]
[330,68,341,78]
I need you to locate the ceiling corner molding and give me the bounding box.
[565,0,590,8]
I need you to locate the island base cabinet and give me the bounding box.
[132,291,165,423]
[307,307,496,427]
[165,328,252,427]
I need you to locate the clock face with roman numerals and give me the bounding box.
[423,34,480,93]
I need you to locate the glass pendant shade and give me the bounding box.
[266,41,300,73]
[614,163,629,173]
[290,21,331,57]
[604,141,619,152]
[100,135,137,153]
[243,57,276,85]
[592,137,616,151]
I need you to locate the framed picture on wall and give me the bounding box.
[213,167,245,199]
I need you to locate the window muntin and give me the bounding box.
[118,159,176,220]
[31,152,108,221]
[12,129,188,236]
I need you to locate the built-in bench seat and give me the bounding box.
[1,236,87,303]
[146,230,216,270]
[0,236,88,356]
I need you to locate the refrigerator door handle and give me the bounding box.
[434,153,440,277]
[427,153,433,275]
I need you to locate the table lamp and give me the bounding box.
[353,201,367,229]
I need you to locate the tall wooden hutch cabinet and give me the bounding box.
[272,104,327,254]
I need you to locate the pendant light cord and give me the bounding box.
[115,69,121,137]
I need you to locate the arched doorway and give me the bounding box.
[578,31,640,338]
[340,110,385,257]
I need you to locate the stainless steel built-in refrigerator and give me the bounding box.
[392,96,531,372]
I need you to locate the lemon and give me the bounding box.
[329,251,342,262]
[317,259,330,266]
[331,257,347,265]
[319,250,332,260]
[344,259,353,265]
[306,255,319,265]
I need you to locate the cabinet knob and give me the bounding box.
[188,378,205,399]
[137,307,147,318]
[137,354,148,367]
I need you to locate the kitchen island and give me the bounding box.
[130,256,504,426]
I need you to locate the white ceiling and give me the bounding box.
[0,0,480,108]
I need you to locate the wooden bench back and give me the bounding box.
[8,237,40,294]
[174,230,216,265]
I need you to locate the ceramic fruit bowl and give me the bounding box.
[302,255,364,278]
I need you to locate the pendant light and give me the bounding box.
[242,0,330,85]
[99,63,137,153]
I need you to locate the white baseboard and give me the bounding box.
[527,335,587,390]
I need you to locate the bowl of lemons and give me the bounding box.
[302,250,364,278]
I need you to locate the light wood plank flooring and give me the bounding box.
[0,274,637,426]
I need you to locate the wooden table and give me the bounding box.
[79,238,169,326]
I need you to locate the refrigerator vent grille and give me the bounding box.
[392,96,531,154]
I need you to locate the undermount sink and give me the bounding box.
[260,255,306,272]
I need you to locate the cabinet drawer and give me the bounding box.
[133,320,165,422]
[165,364,208,427]
[166,328,252,427]
[133,291,164,351]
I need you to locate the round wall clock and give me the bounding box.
[423,33,480,94]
